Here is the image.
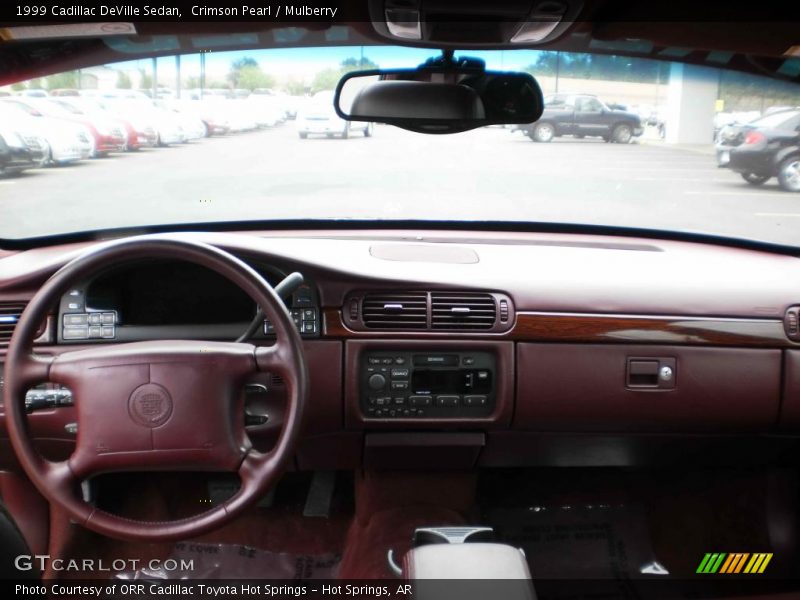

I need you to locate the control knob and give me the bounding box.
[368,373,387,390]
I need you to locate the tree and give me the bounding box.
[310,68,342,93]
[228,56,261,88]
[116,71,132,89]
[340,56,379,71]
[44,71,79,90]
[310,57,379,93]
[26,77,44,90]
[10,82,25,91]
[284,77,307,96]
[139,69,152,90]
[236,65,275,91]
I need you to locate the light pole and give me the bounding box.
[175,54,181,99]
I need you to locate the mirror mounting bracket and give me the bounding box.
[418,50,486,73]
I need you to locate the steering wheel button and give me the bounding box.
[63,313,88,326]
[101,312,116,324]
[63,326,89,339]
[101,325,115,338]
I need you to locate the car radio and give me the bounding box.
[360,351,495,419]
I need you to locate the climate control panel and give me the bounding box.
[360,351,495,419]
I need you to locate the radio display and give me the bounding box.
[412,368,492,395]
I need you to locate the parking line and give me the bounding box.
[684,191,783,197]
[633,177,731,182]
[755,212,800,218]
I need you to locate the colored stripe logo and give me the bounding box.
[697,553,773,574]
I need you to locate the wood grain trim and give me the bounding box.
[512,312,791,347]
[324,308,792,347]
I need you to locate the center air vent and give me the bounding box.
[362,293,428,329]
[346,291,513,333]
[431,293,497,330]
[0,302,27,344]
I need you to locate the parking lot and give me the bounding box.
[2,123,797,246]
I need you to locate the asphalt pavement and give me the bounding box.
[1,123,797,246]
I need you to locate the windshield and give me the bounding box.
[1,44,800,246]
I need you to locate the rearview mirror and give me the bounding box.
[334,66,544,134]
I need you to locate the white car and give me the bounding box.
[0,101,91,165]
[296,91,372,139]
[203,98,257,133]
[156,100,208,140]
[85,92,186,146]
[243,94,285,127]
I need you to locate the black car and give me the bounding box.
[716,108,800,192]
[0,132,37,176]
[518,93,643,143]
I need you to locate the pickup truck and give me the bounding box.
[519,94,644,143]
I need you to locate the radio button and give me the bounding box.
[381,358,393,365]
[463,395,488,406]
[390,368,409,378]
[409,395,432,407]
[394,357,406,365]
[393,397,406,406]
[436,395,459,407]
[391,381,408,390]
[368,357,381,365]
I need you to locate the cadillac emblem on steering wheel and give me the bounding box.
[128,383,173,428]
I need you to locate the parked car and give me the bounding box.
[716,108,800,192]
[83,91,186,146]
[9,97,125,156]
[0,101,91,165]
[53,97,157,151]
[243,94,286,127]
[170,99,230,136]
[0,130,39,175]
[519,93,643,143]
[296,91,373,139]
[154,100,208,140]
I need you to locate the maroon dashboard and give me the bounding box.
[1,229,799,472]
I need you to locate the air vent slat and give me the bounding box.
[0,302,27,344]
[362,292,428,329]
[431,293,497,331]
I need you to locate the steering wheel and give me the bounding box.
[4,236,308,541]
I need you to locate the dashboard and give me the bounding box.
[1,228,800,471]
